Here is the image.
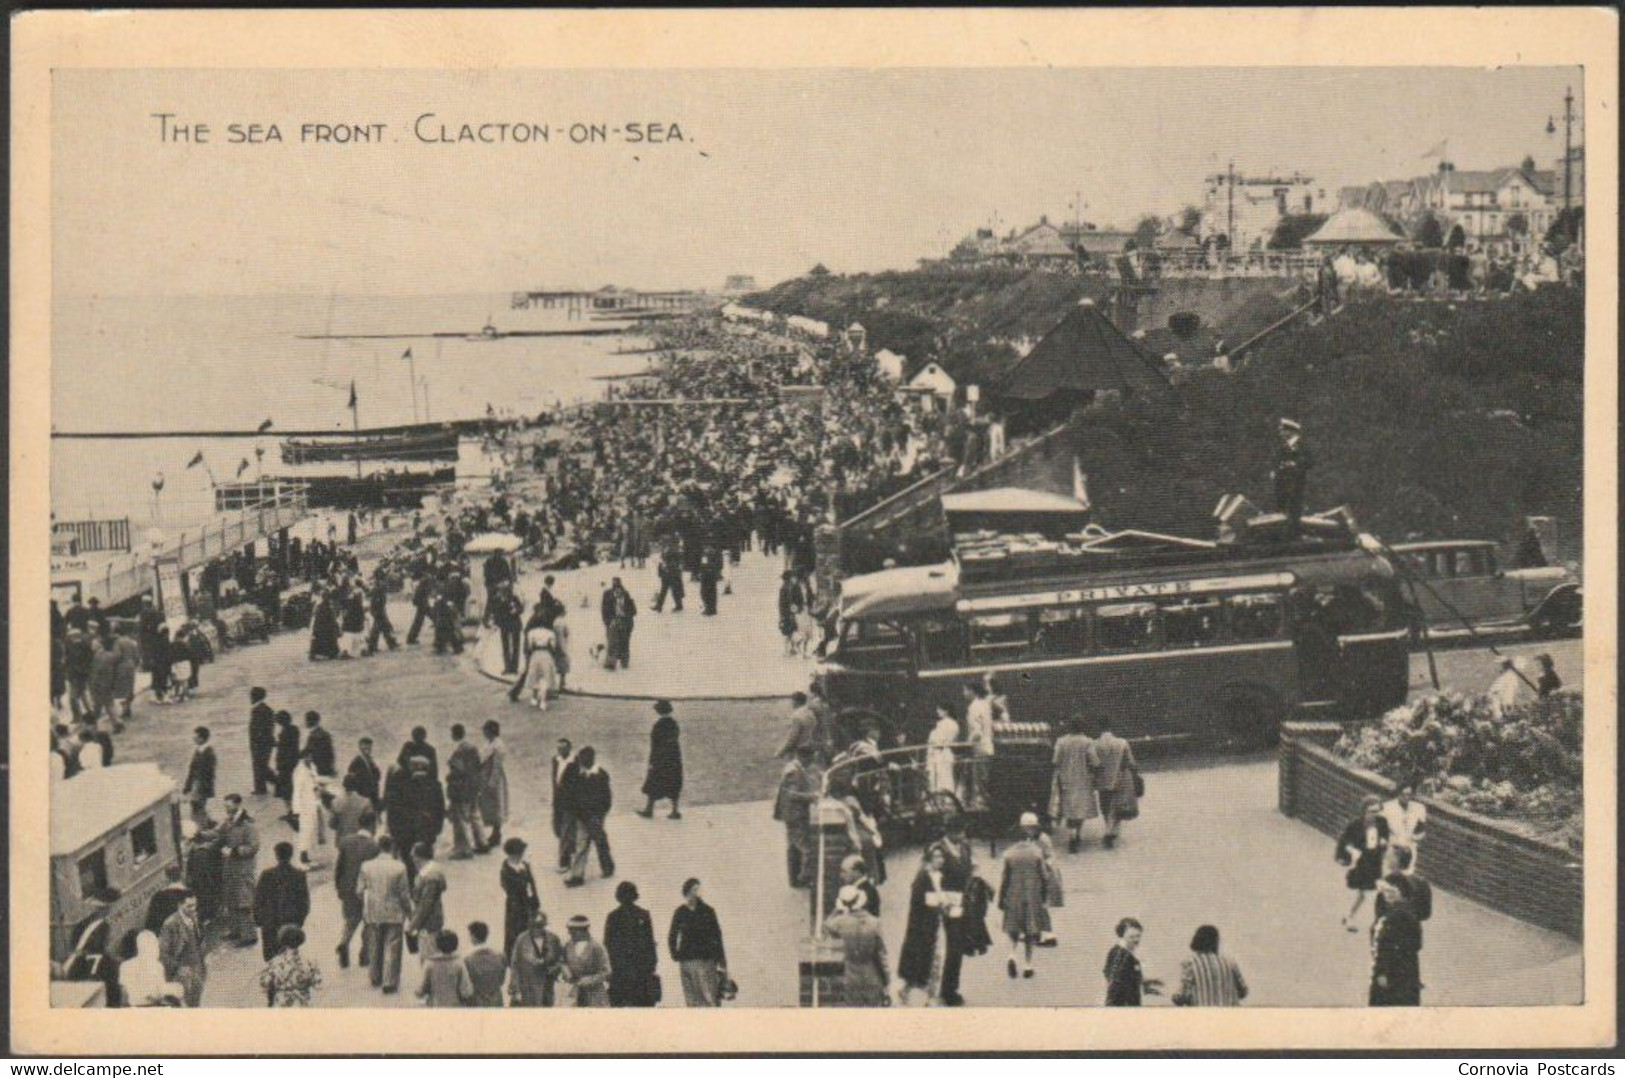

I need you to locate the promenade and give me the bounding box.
[94,566,1583,1009]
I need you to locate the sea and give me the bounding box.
[51,293,650,530]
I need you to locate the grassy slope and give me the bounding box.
[1072,289,1584,555]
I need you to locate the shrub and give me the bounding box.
[1334,691,1583,851]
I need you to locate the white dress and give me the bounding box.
[926,717,960,794]
[292,762,328,861]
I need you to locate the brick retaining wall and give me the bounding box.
[1278,722,1583,940]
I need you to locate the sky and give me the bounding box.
[54,66,1581,296]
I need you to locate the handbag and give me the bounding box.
[649,973,663,1004]
[1132,768,1146,798]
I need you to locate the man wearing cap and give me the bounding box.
[1271,418,1313,533]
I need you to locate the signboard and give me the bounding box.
[957,571,1296,614]
[50,556,92,577]
[153,557,186,616]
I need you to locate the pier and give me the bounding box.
[510,285,717,316]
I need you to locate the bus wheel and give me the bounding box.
[1214,688,1284,750]
[919,789,962,835]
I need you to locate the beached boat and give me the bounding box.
[279,429,458,465]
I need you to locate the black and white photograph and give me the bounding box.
[9,7,1617,1056]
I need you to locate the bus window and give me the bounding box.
[1095,603,1158,653]
[77,849,110,902]
[836,619,911,671]
[1161,598,1222,648]
[916,616,968,668]
[1455,548,1488,577]
[1034,606,1091,657]
[131,817,160,866]
[969,612,1033,663]
[1226,593,1284,641]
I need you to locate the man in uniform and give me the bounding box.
[491,582,525,676]
[1271,418,1314,534]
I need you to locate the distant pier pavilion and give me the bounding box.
[510,285,719,316]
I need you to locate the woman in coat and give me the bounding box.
[560,915,612,1008]
[498,838,541,962]
[1050,716,1100,853]
[113,628,141,719]
[1369,874,1423,1006]
[896,844,956,1005]
[308,589,341,661]
[1102,917,1162,1006]
[478,720,510,847]
[997,813,1050,980]
[508,912,564,1007]
[149,626,172,704]
[1337,796,1392,931]
[822,886,890,1007]
[603,881,659,1007]
[88,635,121,725]
[638,700,684,819]
[1093,719,1139,848]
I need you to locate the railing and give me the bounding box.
[73,489,311,608]
[53,518,132,553]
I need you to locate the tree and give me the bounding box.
[1415,214,1444,249]
[1131,215,1163,249]
[1505,212,1529,239]
[1178,205,1202,235]
[1544,207,1583,254]
[1446,224,1467,251]
[1268,213,1328,250]
[808,263,832,277]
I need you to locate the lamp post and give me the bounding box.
[1547,85,1577,245]
[150,471,166,527]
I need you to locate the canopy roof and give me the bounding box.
[1303,207,1404,246]
[994,300,1174,400]
[52,764,176,856]
[839,562,960,620]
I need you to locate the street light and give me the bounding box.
[150,471,166,526]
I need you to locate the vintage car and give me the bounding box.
[1388,539,1581,638]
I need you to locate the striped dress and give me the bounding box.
[1174,952,1248,1006]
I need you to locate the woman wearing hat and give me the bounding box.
[560,915,612,1007]
[507,911,565,1007]
[998,813,1051,981]
[822,885,890,1007]
[1336,796,1391,931]
[896,844,958,1005]
[638,701,684,820]
[258,925,323,1007]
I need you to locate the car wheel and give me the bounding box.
[1214,687,1285,751]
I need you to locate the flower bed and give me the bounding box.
[1334,691,1583,852]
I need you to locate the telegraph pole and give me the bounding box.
[1562,85,1574,215]
[1227,159,1236,250]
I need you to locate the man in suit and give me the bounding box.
[396,726,439,779]
[551,738,577,871]
[462,921,509,1007]
[159,891,208,1007]
[388,757,445,886]
[216,794,260,947]
[445,723,488,859]
[1092,716,1137,848]
[406,570,437,646]
[537,575,565,629]
[364,572,399,654]
[347,736,384,812]
[773,745,821,888]
[272,711,302,819]
[490,583,525,675]
[358,834,412,993]
[600,578,637,670]
[253,841,311,961]
[182,726,217,824]
[408,841,449,956]
[328,773,372,842]
[248,687,276,797]
[303,710,336,778]
[334,817,380,969]
[562,747,614,887]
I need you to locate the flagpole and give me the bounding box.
[351,383,363,482]
[406,349,420,424]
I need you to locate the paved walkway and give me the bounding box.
[193,757,1579,1009]
[481,549,816,698]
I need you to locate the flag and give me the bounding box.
[186,451,205,469]
[348,380,358,410]
[402,348,413,361]
[1421,140,1448,159]
[256,418,274,433]
[236,458,250,477]
[1072,457,1091,510]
